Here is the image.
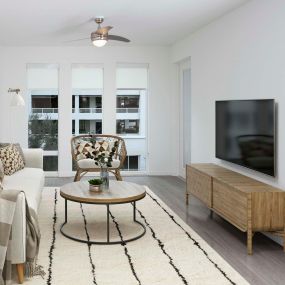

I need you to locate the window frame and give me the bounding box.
[27,63,60,174]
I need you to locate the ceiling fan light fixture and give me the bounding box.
[92,39,107,47]
[91,33,107,47]
[67,17,130,46]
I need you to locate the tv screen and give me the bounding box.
[216,99,275,176]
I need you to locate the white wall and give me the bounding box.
[0,45,175,176]
[171,0,285,189]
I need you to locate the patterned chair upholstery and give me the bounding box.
[71,134,127,181]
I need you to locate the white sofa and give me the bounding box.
[2,148,44,282]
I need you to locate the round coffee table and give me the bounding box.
[60,180,146,245]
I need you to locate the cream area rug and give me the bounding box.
[15,187,249,285]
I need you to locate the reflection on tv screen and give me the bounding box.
[216,100,275,176]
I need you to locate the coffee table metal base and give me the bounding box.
[60,199,146,245]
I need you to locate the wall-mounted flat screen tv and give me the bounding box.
[216,99,275,176]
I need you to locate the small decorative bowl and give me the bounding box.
[89,184,103,193]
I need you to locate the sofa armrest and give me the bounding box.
[22,148,43,169]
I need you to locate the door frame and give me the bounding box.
[178,58,191,178]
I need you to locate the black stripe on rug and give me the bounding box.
[46,189,57,285]
[109,209,142,285]
[136,208,188,285]
[80,203,97,285]
[146,192,236,285]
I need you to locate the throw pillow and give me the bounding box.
[94,141,109,153]
[74,140,111,160]
[0,144,25,175]
[75,141,96,160]
[0,143,25,164]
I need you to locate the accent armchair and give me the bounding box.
[71,134,127,181]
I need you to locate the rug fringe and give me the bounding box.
[25,261,46,279]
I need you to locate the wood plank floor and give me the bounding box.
[46,175,285,285]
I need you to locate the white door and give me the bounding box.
[179,59,191,178]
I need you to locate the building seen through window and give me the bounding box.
[117,119,140,134]
[123,155,139,171]
[117,95,140,113]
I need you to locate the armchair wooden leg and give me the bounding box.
[74,169,82,182]
[16,263,24,284]
[115,169,123,181]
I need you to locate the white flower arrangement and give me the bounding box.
[89,141,119,168]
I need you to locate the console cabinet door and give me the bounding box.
[187,166,212,207]
[213,179,248,231]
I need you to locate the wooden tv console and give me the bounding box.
[186,163,285,255]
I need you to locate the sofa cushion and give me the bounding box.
[2,168,44,213]
[0,160,4,187]
[77,158,120,169]
[0,144,25,175]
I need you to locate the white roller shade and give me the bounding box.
[27,64,58,89]
[117,67,148,89]
[72,66,103,89]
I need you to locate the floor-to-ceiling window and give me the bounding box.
[116,65,148,171]
[71,64,103,170]
[27,64,59,172]
[27,63,149,175]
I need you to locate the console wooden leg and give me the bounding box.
[210,210,213,218]
[186,192,189,205]
[247,230,253,255]
[16,263,24,284]
[247,194,253,255]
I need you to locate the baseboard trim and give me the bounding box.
[147,172,177,176]
[178,176,186,182]
[53,171,177,178]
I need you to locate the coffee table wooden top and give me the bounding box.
[60,180,146,204]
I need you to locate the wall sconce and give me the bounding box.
[8,88,25,107]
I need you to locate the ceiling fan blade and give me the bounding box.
[108,35,130,42]
[63,37,90,43]
[96,26,113,35]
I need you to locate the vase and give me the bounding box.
[100,167,109,189]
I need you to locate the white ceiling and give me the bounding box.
[0,0,249,46]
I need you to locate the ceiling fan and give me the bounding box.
[68,17,130,47]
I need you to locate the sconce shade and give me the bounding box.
[10,92,25,107]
